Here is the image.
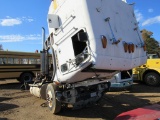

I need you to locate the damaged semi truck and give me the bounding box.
[30,0,147,114]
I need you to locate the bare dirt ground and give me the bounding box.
[0,79,160,120]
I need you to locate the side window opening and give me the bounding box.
[71,30,87,56]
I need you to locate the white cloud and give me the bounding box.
[142,16,160,26]
[25,34,41,40]
[134,10,143,22]
[27,19,34,22]
[0,16,34,26]
[22,17,34,22]
[148,9,154,13]
[0,18,22,26]
[0,34,41,42]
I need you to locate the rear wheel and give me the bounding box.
[144,72,160,86]
[46,84,61,114]
[20,73,33,83]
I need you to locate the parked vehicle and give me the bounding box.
[0,51,41,83]
[29,0,146,114]
[133,53,160,86]
[0,50,52,83]
[111,71,133,88]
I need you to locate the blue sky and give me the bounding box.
[128,0,160,42]
[0,0,159,52]
[0,0,50,52]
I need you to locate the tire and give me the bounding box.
[46,84,61,114]
[40,84,49,100]
[144,72,160,86]
[20,73,33,83]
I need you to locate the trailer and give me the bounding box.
[29,0,146,114]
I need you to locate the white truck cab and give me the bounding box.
[30,0,146,114]
[47,0,146,84]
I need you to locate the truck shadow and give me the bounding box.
[0,79,33,90]
[128,82,160,93]
[0,103,19,111]
[57,82,160,119]
[110,82,160,93]
[1,79,159,119]
[0,94,19,113]
[58,93,155,120]
[0,97,12,102]
[0,118,8,120]
[0,82,22,90]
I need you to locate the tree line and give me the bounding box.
[141,29,160,54]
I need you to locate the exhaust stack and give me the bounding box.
[41,27,49,76]
[41,27,46,75]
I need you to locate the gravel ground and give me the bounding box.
[0,79,160,120]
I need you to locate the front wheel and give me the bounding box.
[46,84,61,114]
[144,72,160,86]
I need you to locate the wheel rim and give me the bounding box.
[47,90,53,108]
[146,75,157,85]
[24,75,32,82]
